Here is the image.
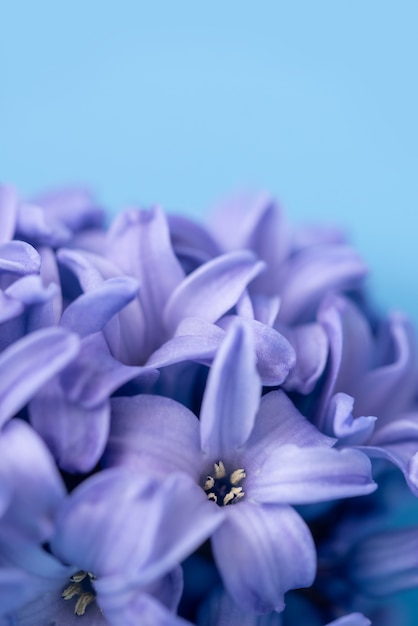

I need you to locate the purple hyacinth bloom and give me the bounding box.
[0,465,222,625]
[316,293,418,494]
[56,206,296,390]
[105,321,376,613]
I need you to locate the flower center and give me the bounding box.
[202,461,246,506]
[62,571,96,616]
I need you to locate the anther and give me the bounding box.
[214,461,226,479]
[62,583,82,600]
[223,486,244,506]
[230,469,246,485]
[203,476,215,491]
[207,492,218,503]
[71,571,88,583]
[75,592,95,616]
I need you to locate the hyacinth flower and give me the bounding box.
[315,293,418,494]
[169,193,367,395]
[0,461,223,626]
[0,184,105,250]
[105,320,376,613]
[56,206,296,392]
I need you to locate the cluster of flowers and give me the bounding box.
[0,185,417,625]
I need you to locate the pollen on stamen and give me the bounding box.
[75,592,95,616]
[202,462,246,507]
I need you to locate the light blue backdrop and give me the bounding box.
[1,1,417,324]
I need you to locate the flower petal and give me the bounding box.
[277,245,367,324]
[243,390,334,468]
[200,321,261,459]
[212,502,316,613]
[0,241,40,275]
[105,395,202,480]
[0,419,66,543]
[61,276,139,338]
[281,322,328,394]
[164,251,265,335]
[100,589,192,626]
[248,445,376,504]
[0,327,79,428]
[0,185,18,243]
[51,470,224,588]
[29,378,110,473]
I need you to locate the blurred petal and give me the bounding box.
[101,590,191,626]
[164,251,265,335]
[30,377,110,473]
[61,276,139,338]
[212,502,316,613]
[0,327,79,428]
[281,322,328,394]
[0,241,40,275]
[200,321,261,459]
[0,420,66,543]
[0,185,18,243]
[277,245,367,324]
[198,587,282,626]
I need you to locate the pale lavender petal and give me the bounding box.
[243,390,334,468]
[277,245,367,324]
[100,589,191,626]
[200,321,261,459]
[0,185,18,243]
[198,587,282,626]
[247,445,376,504]
[212,502,316,613]
[0,419,66,543]
[16,203,71,246]
[164,251,265,335]
[363,417,418,495]
[107,207,185,354]
[281,322,328,394]
[351,313,418,422]
[52,470,224,587]
[0,291,23,324]
[324,393,376,445]
[250,294,280,327]
[0,327,79,428]
[60,334,157,409]
[146,317,224,369]
[105,395,202,480]
[218,316,296,386]
[316,294,374,427]
[168,214,221,259]
[29,377,110,473]
[61,276,139,338]
[6,587,107,626]
[34,186,105,231]
[0,241,40,275]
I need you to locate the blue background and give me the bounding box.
[1,1,417,324]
